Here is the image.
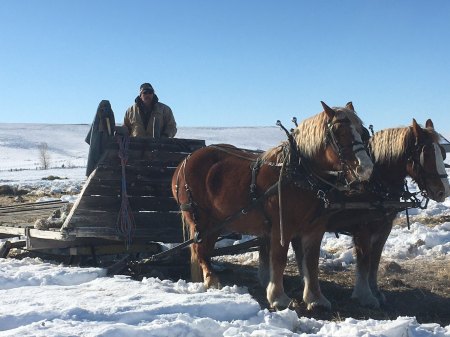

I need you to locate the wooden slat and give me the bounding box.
[83,181,173,198]
[0,225,26,236]
[107,138,205,153]
[0,209,65,219]
[75,195,179,212]
[64,211,183,242]
[93,165,175,182]
[100,150,190,166]
[0,200,67,213]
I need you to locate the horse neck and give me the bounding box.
[370,129,413,190]
[310,146,341,175]
[373,160,408,191]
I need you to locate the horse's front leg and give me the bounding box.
[352,228,380,308]
[301,231,331,310]
[266,239,291,310]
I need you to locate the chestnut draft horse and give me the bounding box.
[279,118,450,309]
[172,102,374,310]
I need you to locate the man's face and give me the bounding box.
[140,90,154,106]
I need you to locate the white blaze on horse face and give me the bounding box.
[433,143,450,199]
[351,125,373,181]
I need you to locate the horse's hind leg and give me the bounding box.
[184,212,221,288]
[258,237,270,288]
[367,219,394,305]
[192,238,221,288]
[352,228,380,308]
[301,232,331,310]
[291,236,304,280]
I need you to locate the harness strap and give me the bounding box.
[278,153,288,246]
[250,158,262,200]
[147,180,280,262]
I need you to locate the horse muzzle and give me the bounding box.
[354,153,374,182]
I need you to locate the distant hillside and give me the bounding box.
[0,124,285,171]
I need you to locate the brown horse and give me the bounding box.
[171,102,374,310]
[283,118,450,308]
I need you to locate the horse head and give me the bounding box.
[407,118,450,202]
[317,101,373,184]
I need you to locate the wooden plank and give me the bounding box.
[0,225,26,236]
[64,211,183,242]
[100,150,190,166]
[107,138,205,153]
[75,195,179,212]
[0,200,67,213]
[93,164,176,181]
[83,181,173,198]
[0,209,64,219]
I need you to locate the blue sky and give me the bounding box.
[0,1,449,135]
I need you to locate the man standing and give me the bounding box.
[124,83,177,138]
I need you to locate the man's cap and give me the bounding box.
[140,83,154,94]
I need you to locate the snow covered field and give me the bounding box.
[0,123,449,336]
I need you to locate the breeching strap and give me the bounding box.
[116,134,136,248]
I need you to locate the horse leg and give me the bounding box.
[184,212,221,288]
[266,239,291,309]
[258,237,270,288]
[301,232,331,310]
[291,236,304,279]
[367,219,394,305]
[195,235,221,288]
[352,228,380,308]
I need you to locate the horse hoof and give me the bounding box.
[270,295,292,310]
[374,291,386,305]
[306,298,331,311]
[352,294,380,308]
[204,276,221,289]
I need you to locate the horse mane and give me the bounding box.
[370,125,440,164]
[261,107,365,164]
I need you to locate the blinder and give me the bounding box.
[414,144,448,179]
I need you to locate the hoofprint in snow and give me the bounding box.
[0,123,449,336]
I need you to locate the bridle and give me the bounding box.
[409,142,448,190]
[276,116,370,192]
[323,116,368,185]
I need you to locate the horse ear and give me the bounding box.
[321,101,335,119]
[412,118,423,143]
[425,119,434,129]
[345,101,355,110]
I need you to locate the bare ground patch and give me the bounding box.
[215,252,450,326]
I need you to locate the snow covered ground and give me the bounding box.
[0,123,449,336]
